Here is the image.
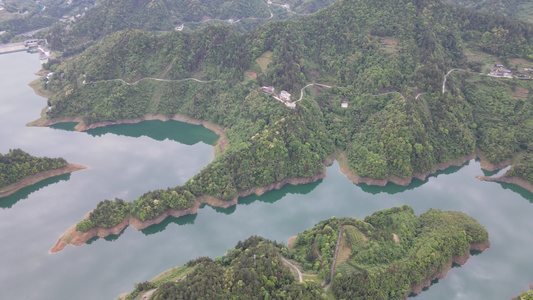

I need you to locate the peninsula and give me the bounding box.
[119,206,490,300]
[0,149,85,198]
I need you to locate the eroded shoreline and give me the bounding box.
[476,175,533,194]
[39,114,512,253]
[50,170,328,253]
[406,240,491,299]
[0,164,87,198]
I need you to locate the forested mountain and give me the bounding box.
[43,0,533,234]
[121,206,489,300]
[0,148,67,188]
[43,0,282,54]
[0,0,96,42]
[445,0,533,23]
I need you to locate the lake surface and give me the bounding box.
[1,51,532,300]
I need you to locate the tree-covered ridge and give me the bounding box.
[43,0,280,54]
[290,206,489,299]
[445,0,533,23]
[0,149,68,188]
[0,0,96,43]
[121,207,488,300]
[124,236,326,300]
[41,0,533,232]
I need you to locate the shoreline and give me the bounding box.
[48,146,509,254]
[475,175,533,194]
[27,114,229,156]
[50,168,328,253]
[0,163,87,198]
[337,151,478,187]
[406,240,491,299]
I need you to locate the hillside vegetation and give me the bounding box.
[121,206,489,300]
[41,0,533,231]
[0,148,67,189]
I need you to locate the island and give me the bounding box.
[38,0,531,251]
[0,149,85,198]
[118,206,490,300]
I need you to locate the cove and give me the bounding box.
[0,51,533,300]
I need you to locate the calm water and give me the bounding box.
[1,51,532,300]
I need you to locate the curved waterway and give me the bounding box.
[1,51,532,300]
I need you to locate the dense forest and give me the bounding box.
[120,206,488,300]
[39,0,533,231]
[445,0,533,23]
[292,206,488,299]
[0,148,67,188]
[0,0,96,42]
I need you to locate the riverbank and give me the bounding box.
[336,150,514,187]
[27,113,229,157]
[476,175,533,194]
[50,166,329,253]
[406,240,491,299]
[0,163,87,198]
[336,151,477,186]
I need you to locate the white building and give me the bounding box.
[280,90,291,101]
[285,102,296,109]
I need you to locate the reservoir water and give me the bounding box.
[1,51,532,300]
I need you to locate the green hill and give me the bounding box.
[0,148,67,189]
[120,206,489,300]
[40,0,533,233]
[445,0,533,23]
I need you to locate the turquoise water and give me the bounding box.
[0,51,532,299]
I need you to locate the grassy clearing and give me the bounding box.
[255,51,273,71]
[344,225,367,247]
[335,235,351,267]
[29,78,54,98]
[380,37,399,53]
[509,58,533,70]
[302,273,322,284]
[511,86,529,99]
[150,266,190,285]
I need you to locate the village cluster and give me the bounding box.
[488,64,532,79]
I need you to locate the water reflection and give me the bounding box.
[358,162,467,195]
[141,213,198,236]
[239,180,322,205]
[208,203,237,215]
[0,173,71,209]
[103,227,127,241]
[496,182,533,203]
[51,120,219,146]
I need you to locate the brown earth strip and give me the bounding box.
[50,168,328,253]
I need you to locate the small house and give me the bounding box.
[495,64,504,68]
[262,86,275,94]
[24,39,39,47]
[280,90,291,101]
[341,98,349,108]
